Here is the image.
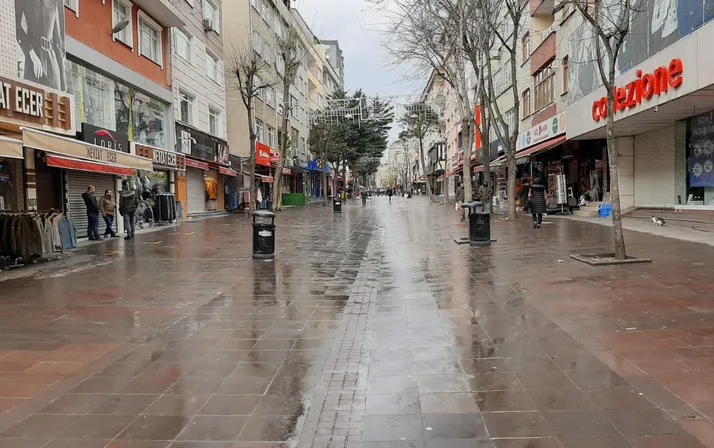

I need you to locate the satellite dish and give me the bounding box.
[112,19,130,35]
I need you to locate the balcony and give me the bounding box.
[530,31,556,75]
[133,0,185,27]
[530,0,555,16]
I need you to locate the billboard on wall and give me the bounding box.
[568,0,714,103]
[15,0,67,91]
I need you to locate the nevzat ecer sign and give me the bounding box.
[592,58,684,122]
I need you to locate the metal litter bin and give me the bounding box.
[333,197,342,213]
[252,210,276,259]
[461,201,491,246]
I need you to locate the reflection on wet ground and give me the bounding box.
[0,197,713,447]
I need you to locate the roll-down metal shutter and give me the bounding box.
[186,167,205,215]
[634,125,675,207]
[66,171,115,238]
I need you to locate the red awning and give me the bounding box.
[219,167,238,177]
[256,174,274,183]
[185,158,209,170]
[474,165,484,173]
[45,155,133,176]
[516,135,566,159]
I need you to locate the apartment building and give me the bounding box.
[0,0,188,234]
[321,39,344,88]
[169,0,233,216]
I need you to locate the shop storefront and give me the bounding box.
[177,123,229,215]
[22,128,153,234]
[133,142,186,221]
[0,138,24,212]
[256,142,277,209]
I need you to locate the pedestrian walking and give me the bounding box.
[387,187,393,203]
[119,181,139,240]
[529,177,547,229]
[455,182,465,221]
[520,174,531,213]
[99,189,118,238]
[81,185,100,240]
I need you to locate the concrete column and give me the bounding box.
[615,137,635,210]
[24,148,35,211]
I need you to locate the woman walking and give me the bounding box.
[530,177,547,229]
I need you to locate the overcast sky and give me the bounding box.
[295,0,421,98]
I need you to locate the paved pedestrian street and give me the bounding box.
[1,197,714,447]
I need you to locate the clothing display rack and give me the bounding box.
[153,193,177,224]
[0,211,77,269]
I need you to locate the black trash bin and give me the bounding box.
[333,197,342,213]
[252,210,276,259]
[461,201,492,246]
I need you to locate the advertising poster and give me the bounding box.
[15,0,67,91]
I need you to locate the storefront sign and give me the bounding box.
[81,123,129,153]
[185,158,209,170]
[46,155,134,176]
[592,58,684,122]
[256,142,272,167]
[219,167,238,177]
[133,142,186,171]
[0,76,73,133]
[22,128,153,171]
[176,122,229,165]
[518,113,567,151]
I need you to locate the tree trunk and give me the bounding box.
[272,88,291,211]
[462,118,473,203]
[247,106,256,218]
[321,152,327,207]
[606,73,627,260]
[419,138,435,203]
[506,150,517,220]
[341,159,347,200]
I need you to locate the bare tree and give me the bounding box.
[373,0,477,204]
[564,0,646,260]
[272,25,304,212]
[226,44,278,216]
[400,102,441,203]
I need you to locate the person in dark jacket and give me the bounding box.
[530,177,547,228]
[119,181,139,240]
[455,182,465,220]
[99,189,118,238]
[81,185,101,240]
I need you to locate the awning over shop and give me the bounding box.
[22,128,153,172]
[474,165,484,173]
[219,167,238,177]
[0,137,23,159]
[516,135,566,161]
[45,154,134,176]
[256,174,274,183]
[185,158,209,170]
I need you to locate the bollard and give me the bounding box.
[252,210,276,259]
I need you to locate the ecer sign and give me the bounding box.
[592,58,683,122]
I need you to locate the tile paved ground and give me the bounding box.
[0,197,712,447]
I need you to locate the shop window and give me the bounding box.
[203,0,220,33]
[256,119,264,143]
[67,60,168,148]
[174,28,192,63]
[209,107,221,137]
[687,111,714,205]
[562,56,569,93]
[522,88,531,116]
[139,14,163,66]
[534,62,555,111]
[521,32,530,61]
[179,91,194,125]
[0,158,20,211]
[112,0,133,47]
[206,51,220,84]
[267,126,275,148]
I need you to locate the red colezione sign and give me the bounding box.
[185,158,209,170]
[256,142,272,167]
[46,155,133,176]
[592,58,683,122]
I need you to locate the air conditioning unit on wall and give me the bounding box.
[203,18,214,31]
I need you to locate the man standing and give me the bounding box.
[99,189,118,238]
[119,180,139,240]
[82,185,100,240]
[455,182,465,221]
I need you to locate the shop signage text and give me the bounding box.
[592,58,684,122]
[81,123,129,153]
[87,146,118,164]
[176,122,229,165]
[134,143,186,170]
[517,113,567,151]
[0,76,73,132]
[153,149,177,167]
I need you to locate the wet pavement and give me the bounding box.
[0,197,713,447]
